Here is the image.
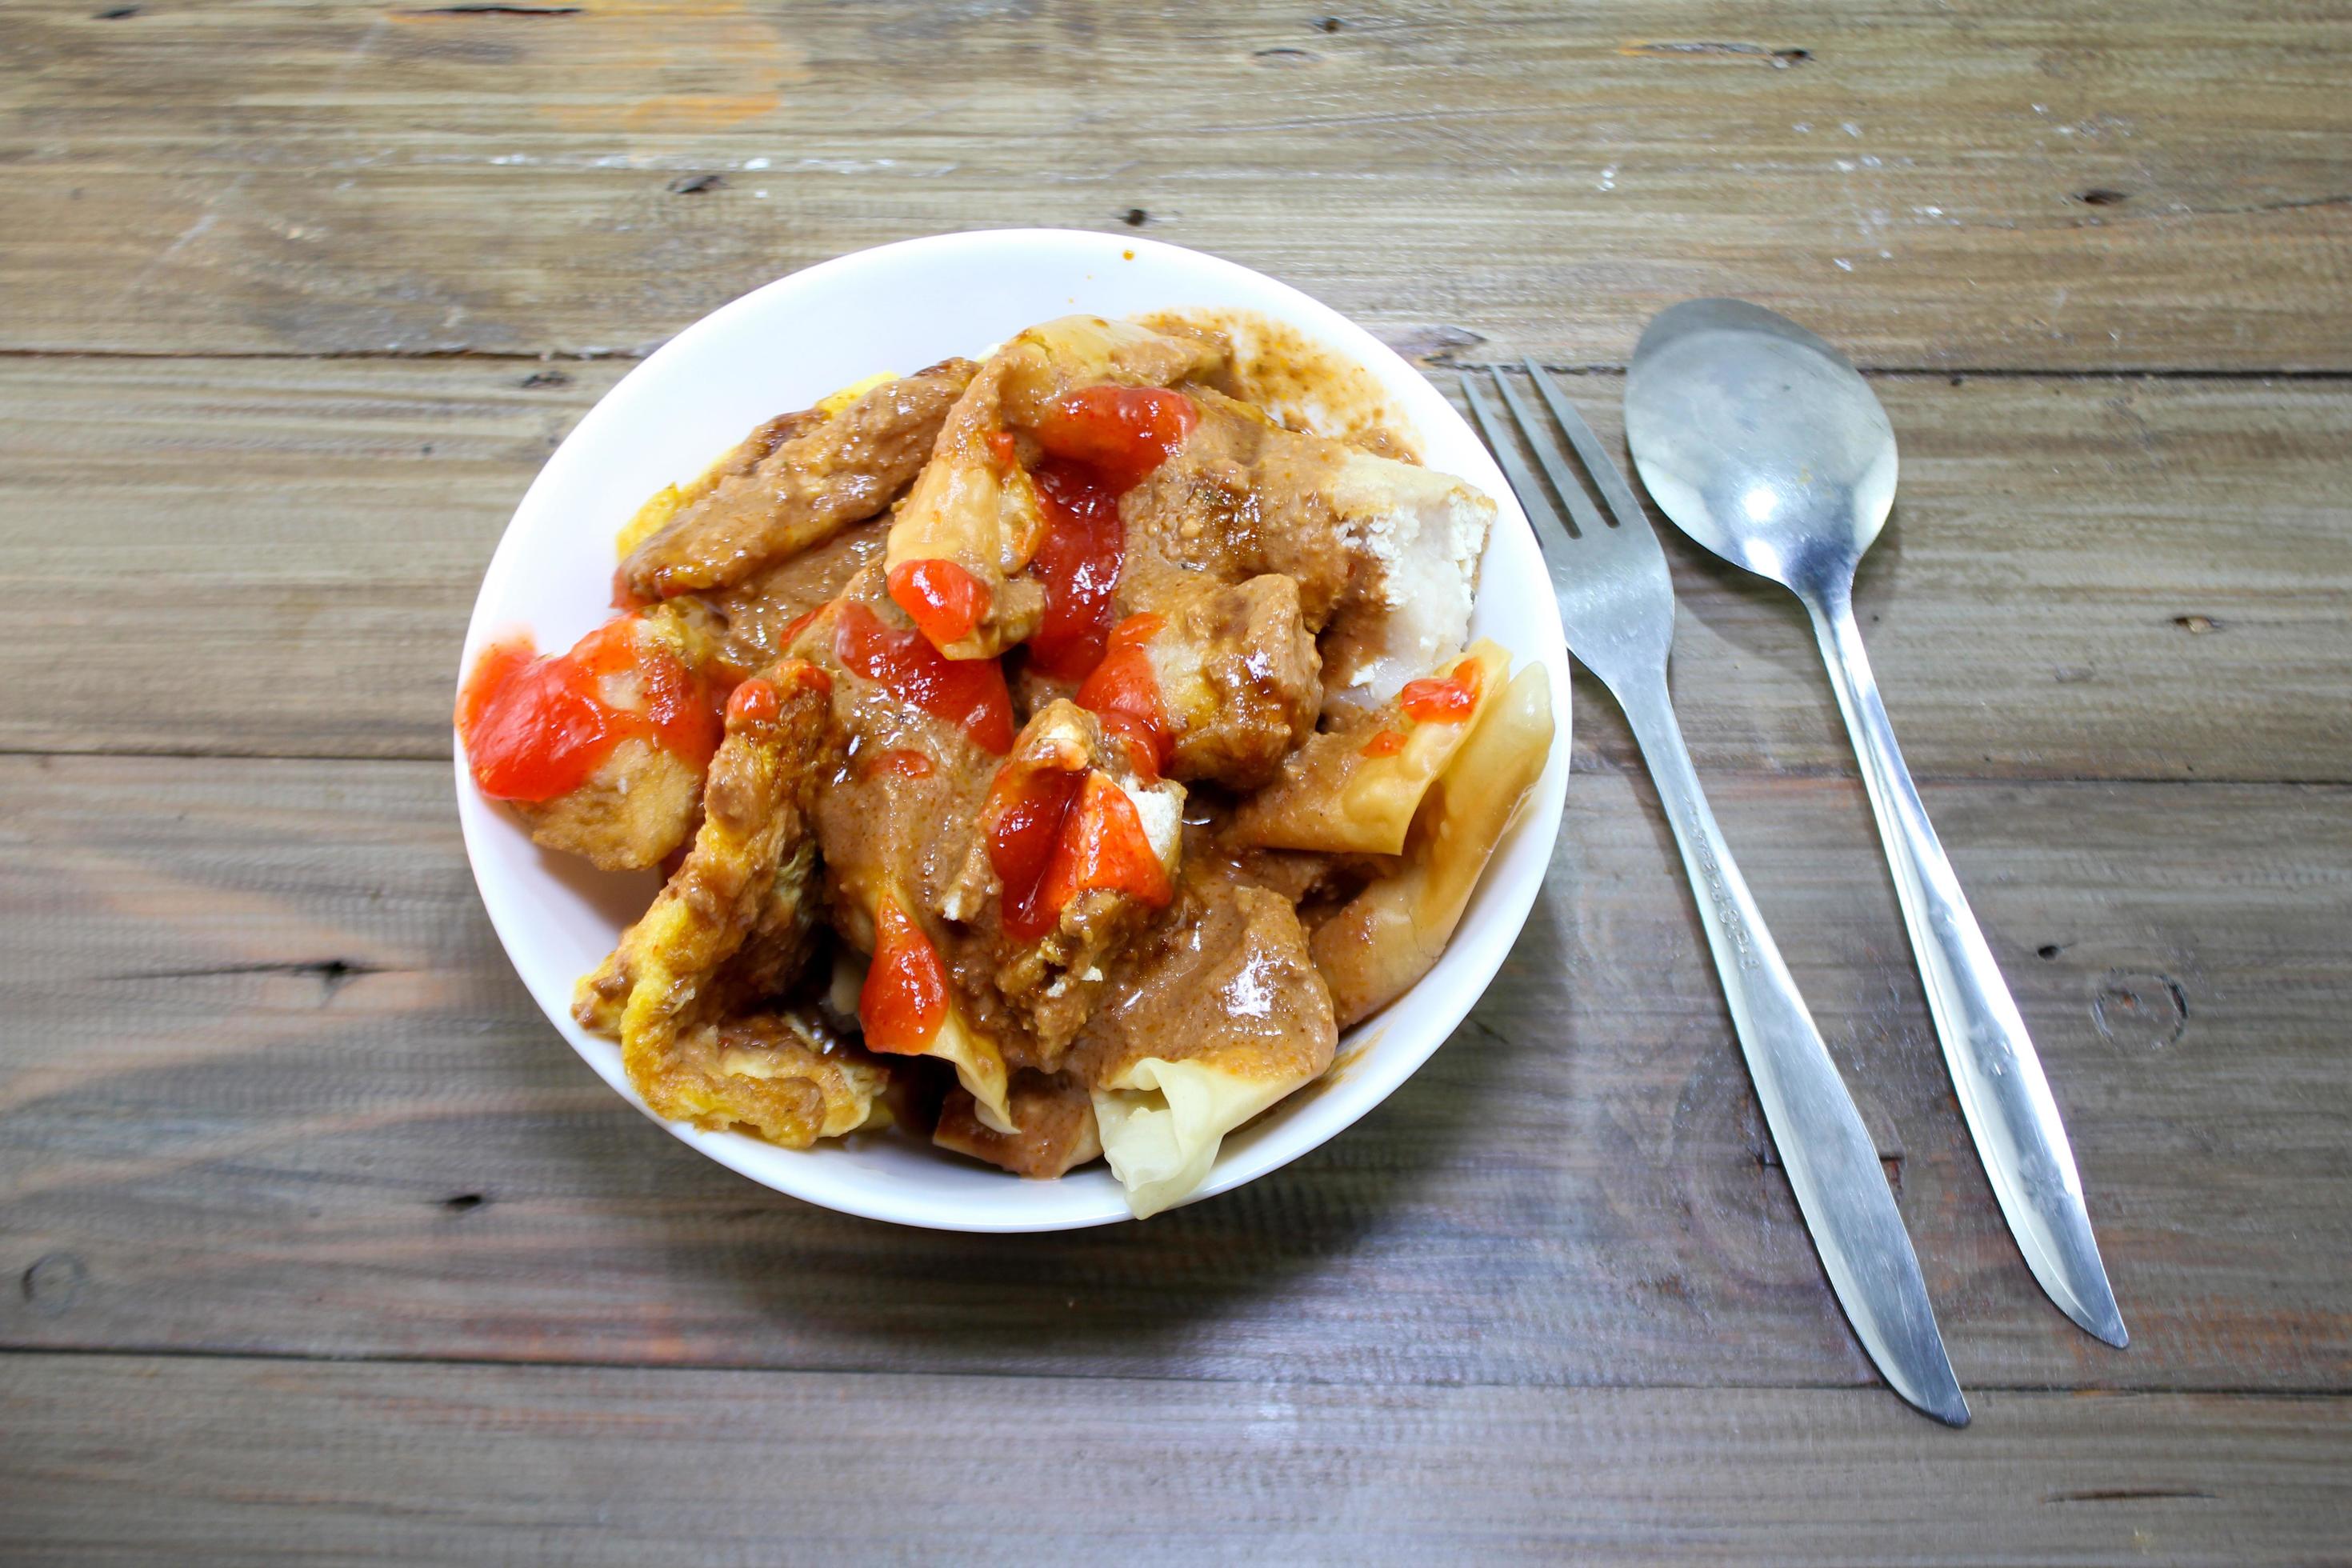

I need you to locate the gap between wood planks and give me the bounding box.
[2,346,2351,382]
[4,1342,2344,1400]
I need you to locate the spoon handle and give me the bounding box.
[1805,582,2128,1346]
[1614,668,1967,1426]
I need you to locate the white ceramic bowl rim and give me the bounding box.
[456,229,1570,1231]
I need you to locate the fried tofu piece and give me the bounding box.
[510,737,704,872]
[465,602,731,873]
[618,359,976,602]
[1098,570,1322,790]
[974,700,1186,1070]
[1119,388,1490,706]
[934,1070,1101,1178]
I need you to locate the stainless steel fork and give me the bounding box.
[1465,362,1969,1426]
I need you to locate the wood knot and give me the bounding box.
[442,1192,488,1214]
[1120,208,1150,228]
[520,369,571,388]
[667,173,725,195]
[2076,188,2130,206]
[1314,15,1344,31]
[2093,970,2188,1052]
[22,1252,88,1317]
[2173,614,2219,634]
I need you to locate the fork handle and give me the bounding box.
[1802,582,2126,1346]
[1613,668,1966,1425]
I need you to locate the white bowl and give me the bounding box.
[455,230,1571,1231]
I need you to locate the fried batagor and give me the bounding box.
[618,358,977,602]
[461,601,732,872]
[1118,388,1491,707]
[574,660,887,1146]
[1076,570,1322,790]
[882,317,1222,659]
[970,699,1186,1068]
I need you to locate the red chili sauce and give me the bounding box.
[986,761,1171,944]
[1022,386,1198,679]
[1074,611,1170,777]
[832,601,1015,754]
[456,616,722,802]
[886,556,990,649]
[1398,657,1483,724]
[859,894,950,1054]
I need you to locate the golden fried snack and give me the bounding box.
[462,601,734,873]
[1075,877,1336,1218]
[1310,663,1554,1028]
[1223,639,1512,857]
[1117,388,1492,706]
[882,317,1222,660]
[618,358,977,602]
[570,662,879,1144]
[933,1070,1102,1178]
[973,699,1186,1067]
[646,1010,890,1147]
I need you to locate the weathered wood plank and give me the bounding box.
[3,1354,2346,1566]
[2,359,2346,781]
[2,1,2348,367]
[2,754,2344,1391]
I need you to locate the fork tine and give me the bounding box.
[1462,374,1582,550]
[1523,357,1649,530]
[1491,370,1609,539]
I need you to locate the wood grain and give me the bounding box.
[5,1354,2346,1566]
[4,754,2344,1392]
[2,0,2348,368]
[5,1,2350,1548]
[3,358,2346,782]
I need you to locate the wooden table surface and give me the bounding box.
[4,2,2349,1562]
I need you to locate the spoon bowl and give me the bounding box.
[1625,298,1898,594]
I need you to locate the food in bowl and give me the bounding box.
[457,309,1553,1217]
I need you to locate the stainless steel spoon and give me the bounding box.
[1623,298,2127,1348]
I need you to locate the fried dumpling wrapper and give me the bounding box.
[618,358,977,602]
[1075,879,1337,1218]
[1223,639,1512,858]
[883,317,1222,660]
[570,662,884,1146]
[1310,662,1554,1028]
